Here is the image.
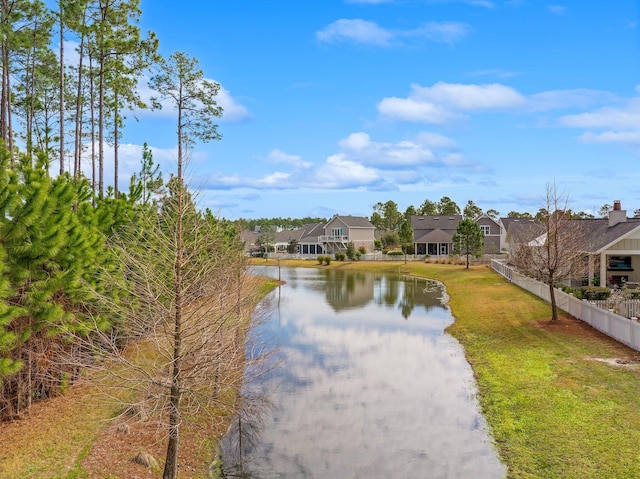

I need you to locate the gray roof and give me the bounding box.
[275,222,325,244]
[415,228,453,244]
[411,215,462,232]
[582,218,640,252]
[505,220,545,244]
[506,217,640,253]
[332,215,375,228]
[299,222,326,243]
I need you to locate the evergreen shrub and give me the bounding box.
[580,286,611,301]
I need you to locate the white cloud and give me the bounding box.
[552,91,640,147]
[580,131,640,144]
[469,68,521,79]
[559,103,640,130]
[316,154,381,187]
[337,132,440,168]
[412,82,526,110]
[378,82,524,123]
[267,149,313,168]
[317,19,470,47]
[416,132,458,149]
[378,97,459,124]
[136,77,251,123]
[206,129,475,191]
[258,171,292,186]
[404,21,472,44]
[339,132,372,150]
[528,88,614,111]
[316,19,393,46]
[379,81,618,126]
[216,85,252,122]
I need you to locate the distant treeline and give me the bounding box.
[236,217,328,232]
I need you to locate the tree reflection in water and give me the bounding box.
[219,392,273,478]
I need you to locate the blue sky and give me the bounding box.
[115,0,640,219]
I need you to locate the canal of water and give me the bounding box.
[221,266,505,478]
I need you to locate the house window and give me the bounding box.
[331,227,343,237]
[609,256,632,271]
[480,225,490,235]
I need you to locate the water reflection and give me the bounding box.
[222,267,505,479]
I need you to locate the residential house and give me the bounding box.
[475,214,502,254]
[500,217,538,254]
[320,215,376,254]
[272,222,326,255]
[411,215,462,256]
[505,201,640,288]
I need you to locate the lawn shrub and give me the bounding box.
[324,256,331,265]
[317,256,325,265]
[580,286,611,300]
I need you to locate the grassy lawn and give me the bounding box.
[252,258,640,479]
[4,258,640,478]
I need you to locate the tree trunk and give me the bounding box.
[548,280,558,323]
[73,9,87,179]
[113,93,119,198]
[59,4,65,175]
[98,53,104,197]
[163,100,185,479]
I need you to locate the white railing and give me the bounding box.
[319,235,349,242]
[591,299,640,319]
[491,259,640,352]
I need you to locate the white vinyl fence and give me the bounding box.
[491,259,640,352]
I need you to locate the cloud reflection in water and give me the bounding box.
[229,267,504,479]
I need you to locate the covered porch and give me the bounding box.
[414,229,453,256]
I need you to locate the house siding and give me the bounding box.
[610,237,640,252]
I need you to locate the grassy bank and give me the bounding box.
[0,275,281,479]
[4,258,640,478]
[253,258,640,479]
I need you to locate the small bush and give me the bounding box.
[556,284,575,294]
[317,255,325,264]
[358,246,367,255]
[335,253,345,261]
[580,286,611,301]
[324,256,331,265]
[387,250,404,256]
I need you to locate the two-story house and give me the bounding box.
[320,215,376,254]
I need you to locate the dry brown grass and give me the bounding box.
[0,275,279,479]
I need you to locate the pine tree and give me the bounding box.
[452,218,484,269]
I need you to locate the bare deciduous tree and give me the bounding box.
[62,177,265,477]
[511,183,588,322]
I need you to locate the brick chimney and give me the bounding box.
[609,200,627,226]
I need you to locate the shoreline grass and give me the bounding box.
[0,275,281,479]
[4,258,640,478]
[252,258,640,479]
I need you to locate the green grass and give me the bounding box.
[5,258,640,478]
[254,259,640,479]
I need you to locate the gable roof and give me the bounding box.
[505,217,640,254]
[584,218,640,253]
[274,222,326,244]
[330,215,375,229]
[411,215,462,231]
[415,228,454,244]
[475,214,501,228]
